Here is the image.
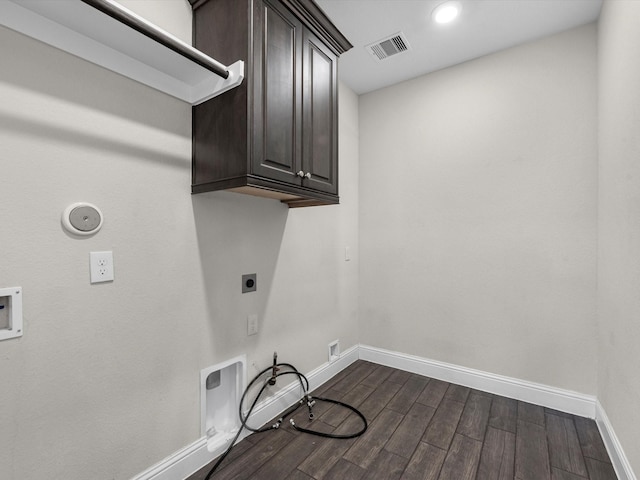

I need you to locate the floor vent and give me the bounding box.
[366,32,410,61]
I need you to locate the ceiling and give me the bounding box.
[315,0,603,94]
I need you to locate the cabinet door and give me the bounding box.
[302,28,338,195]
[251,0,303,185]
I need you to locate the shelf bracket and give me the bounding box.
[193,59,245,105]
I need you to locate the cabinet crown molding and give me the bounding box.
[189,0,352,55]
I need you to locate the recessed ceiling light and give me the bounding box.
[432,1,462,24]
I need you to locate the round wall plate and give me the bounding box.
[62,203,103,236]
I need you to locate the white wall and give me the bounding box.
[0,1,360,478]
[598,0,640,474]
[8,1,640,477]
[359,24,598,394]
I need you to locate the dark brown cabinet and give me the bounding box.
[190,0,351,207]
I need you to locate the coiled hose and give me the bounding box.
[204,362,367,479]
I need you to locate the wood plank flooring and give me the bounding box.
[186,361,617,480]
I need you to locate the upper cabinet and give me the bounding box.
[190,0,352,207]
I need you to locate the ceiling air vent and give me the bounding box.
[366,32,410,61]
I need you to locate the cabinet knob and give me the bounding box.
[297,170,305,178]
[304,172,312,179]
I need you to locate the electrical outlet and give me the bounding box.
[242,274,257,293]
[90,251,114,283]
[247,314,258,336]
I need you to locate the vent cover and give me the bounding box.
[366,32,410,61]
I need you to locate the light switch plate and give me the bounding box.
[0,287,23,342]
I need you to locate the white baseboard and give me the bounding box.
[360,345,639,479]
[133,344,636,480]
[130,437,209,480]
[596,401,637,480]
[359,344,597,418]
[130,345,359,480]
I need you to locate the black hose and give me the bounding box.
[239,367,309,433]
[289,396,368,439]
[203,362,367,479]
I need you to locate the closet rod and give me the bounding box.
[80,0,230,79]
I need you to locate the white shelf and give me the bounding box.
[0,0,244,105]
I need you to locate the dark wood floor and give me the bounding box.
[187,361,617,480]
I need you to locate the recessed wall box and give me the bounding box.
[328,339,340,363]
[200,356,246,454]
[0,287,23,342]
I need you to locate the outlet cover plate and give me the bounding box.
[242,274,256,293]
[247,314,258,336]
[90,251,114,283]
[0,287,23,342]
